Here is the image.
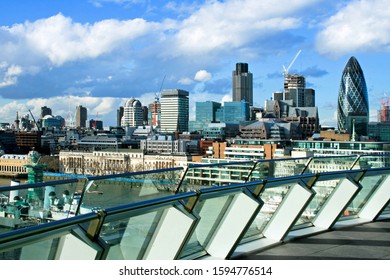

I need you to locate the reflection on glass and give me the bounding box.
[180,162,254,191]
[0,181,82,233]
[295,178,340,226]
[353,155,390,169]
[304,157,355,174]
[341,175,385,218]
[102,210,163,260]
[81,170,182,211]
[0,237,59,260]
[247,159,307,181]
[242,185,290,242]
[179,194,234,259]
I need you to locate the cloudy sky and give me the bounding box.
[0,0,389,127]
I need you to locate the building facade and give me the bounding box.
[121,98,143,127]
[337,56,369,136]
[232,63,253,105]
[59,150,189,175]
[75,105,87,128]
[160,89,189,133]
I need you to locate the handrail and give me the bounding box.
[103,191,198,216]
[0,212,99,244]
[0,178,79,192]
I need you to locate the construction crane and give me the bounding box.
[283,49,302,77]
[28,109,40,131]
[153,74,166,127]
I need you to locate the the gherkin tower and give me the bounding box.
[337,56,369,136]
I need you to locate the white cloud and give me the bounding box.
[221,94,232,105]
[0,62,23,88]
[194,70,212,82]
[0,96,125,126]
[5,13,160,66]
[178,77,194,85]
[170,0,317,56]
[316,0,390,56]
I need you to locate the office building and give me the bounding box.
[160,89,189,133]
[216,101,250,124]
[40,106,52,118]
[337,56,369,136]
[117,106,124,127]
[121,98,143,127]
[191,101,221,131]
[232,63,253,105]
[75,105,87,128]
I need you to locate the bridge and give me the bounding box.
[1,154,390,260]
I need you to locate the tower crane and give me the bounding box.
[283,49,301,77]
[153,74,166,127]
[28,109,40,131]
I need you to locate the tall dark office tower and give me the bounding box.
[117,106,124,127]
[337,56,369,136]
[232,63,253,105]
[75,105,87,128]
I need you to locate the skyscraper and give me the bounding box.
[337,56,369,136]
[75,105,87,128]
[160,89,189,133]
[117,106,124,127]
[232,63,253,105]
[121,98,143,127]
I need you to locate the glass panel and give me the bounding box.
[80,169,182,212]
[248,158,308,181]
[303,156,356,174]
[0,180,83,233]
[295,178,341,226]
[241,184,290,242]
[179,194,235,259]
[352,155,390,169]
[342,175,385,218]
[180,162,254,191]
[101,209,164,260]
[0,237,60,260]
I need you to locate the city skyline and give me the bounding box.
[1,0,390,128]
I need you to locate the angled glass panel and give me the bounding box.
[179,161,254,191]
[352,155,390,169]
[0,237,60,260]
[294,177,342,226]
[247,158,308,181]
[0,179,82,233]
[80,168,183,212]
[342,174,386,218]
[303,156,356,174]
[101,210,163,260]
[179,191,239,259]
[241,183,291,243]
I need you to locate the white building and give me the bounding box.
[160,89,189,133]
[121,98,143,127]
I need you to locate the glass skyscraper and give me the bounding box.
[191,101,221,131]
[337,56,369,136]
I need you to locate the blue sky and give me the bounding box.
[0,0,389,127]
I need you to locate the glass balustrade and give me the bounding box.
[1,154,390,260]
[0,179,83,233]
[80,168,183,213]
